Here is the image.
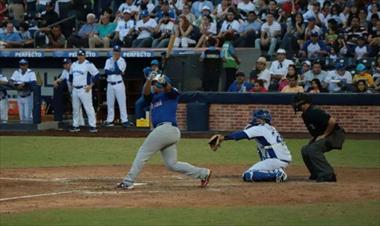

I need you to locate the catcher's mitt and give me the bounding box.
[208,134,223,151]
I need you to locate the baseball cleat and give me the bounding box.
[116,182,134,190]
[103,121,114,127]
[69,127,80,132]
[89,127,98,133]
[200,170,212,188]
[275,169,287,183]
[122,121,135,128]
[316,174,337,182]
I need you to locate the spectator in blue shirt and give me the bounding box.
[67,13,98,48]
[155,1,177,22]
[0,22,22,48]
[300,32,329,59]
[191,0,214,18]
[236,11,262,47]
[228,72,252,92]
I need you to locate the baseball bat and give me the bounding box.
[162,34,176,73]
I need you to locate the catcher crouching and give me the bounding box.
[209,109,292,182]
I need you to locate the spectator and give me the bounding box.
[8,0,25,25]
[325,63,353,93]
[67,13,97,48]
[268,48,294,91]
[37,25,66,48]
[117,0,138,18]
[155,0,177,22]
[182,4,196,25]
[354,36,370,60]
[254,56,271,90]
[368,20,380,54]
[195,15,217,47]
[0,22,23,48]
[0,0,6,22]
[215,0,232,22]
[300,60,311,77]
[40,2,59,27]
[307,78,323,93]
[227,72,252,92]
[217,10,241,41]
[278,64,296,91]
[89,13,116,48]
[191,0,214,18]
[255,13,281,57]
[238,0,256,18]
[113,9,136,47]
[138,0,155,15]
[37,0,50,14]
[353,63,374,88]
[236,11,262,47]
[304,17,322,40]
[258,0,279,21]
[250,79,268,92]
[200,37,221,91]
[281,74,304,93]
[19,22,34,48]
[173,14,196,47]
[221,30,240,90]
[302,2,323,25]
[194,5,214,28]
[132,10,157,47]
[281,12,305,57]
[303,61,328,90]
[300,32,329,59]
[344,17,368,57]
[152,13,175,48]
[355,80,372,93]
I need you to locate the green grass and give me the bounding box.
[0,136,379,168]
[1,201,379,226]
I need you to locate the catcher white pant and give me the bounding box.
[72,87,96,128]
[245,158,289,174]
[106,82,128,123]
[123,123,209,185]
[17,95,33,122]
[0,98,8,122]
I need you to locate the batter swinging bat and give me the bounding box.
[162,34,176,73]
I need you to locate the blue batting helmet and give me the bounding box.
[251,109,272,125]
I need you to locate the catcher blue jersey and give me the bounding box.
[243,124,292,162]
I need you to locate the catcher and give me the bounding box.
[209,109,291,182]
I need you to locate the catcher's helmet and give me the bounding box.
[292,93,312,112]
[251,109,272,125]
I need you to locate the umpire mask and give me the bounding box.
[292,93,311,113]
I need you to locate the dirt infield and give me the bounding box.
[1,165,379,213]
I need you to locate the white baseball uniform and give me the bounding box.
[59,68,84,126]
[243,123,292,175]
[104,56,129,124]
[10,69,36,122]
[69,60,99,128]
[0,74,8,122]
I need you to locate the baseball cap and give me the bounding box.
[307,17,316,22]
[113,45,121,52]
[276,48,286,54]
[77,49,86,56]
[303,60,311,66]
[256,57,267,64]
[336,62,345,70]
[63,58,72,64]
[123,9,132,14]
[356,63,366,72]
[311,31,319,37]
[19,59,28,65]
[151,59,159,65]
[202,5,211,11]
[141,10,149,17]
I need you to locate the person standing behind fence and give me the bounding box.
[221,31,240,91]
[69,49,100,133]
[103,45,133,128]
[10,59,37,123]
[0,73,9,123]
[200,37,221,91]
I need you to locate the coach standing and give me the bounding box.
[103,45,133,128]
[10,59,37,123]
[292,93,345,182]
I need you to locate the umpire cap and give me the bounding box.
[292,93,312,112]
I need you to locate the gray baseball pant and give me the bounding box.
[123,123,209,185]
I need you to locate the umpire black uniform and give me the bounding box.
[200,38,221,91]
[293,93,345,182]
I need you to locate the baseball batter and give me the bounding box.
[69,49,100,133]
[209,109,291,182]
[103,45,132,127]
[117,74,212,189]
[0,74,8,123]
[10,59,37,123]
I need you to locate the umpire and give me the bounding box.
[292,93,345,182]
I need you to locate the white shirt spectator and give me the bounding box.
[269,59,294,77]
[116,19,135,41]
[257,68,271,89]
[326,70,352,92]
[238,1,256,15]
[118,3,139,13]
[70,60,99,87]
[260,21,281,38]
[207,21,217,35]
[220,20,241,33]
[135,18,157,39]
[355,45,368,60]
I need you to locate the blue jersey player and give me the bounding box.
[117,74,212,189]
[212,109,291,182]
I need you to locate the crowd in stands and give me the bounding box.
[0,0,379,93]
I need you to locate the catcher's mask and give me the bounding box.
[251,109,272,125]
[292,93,311,113]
